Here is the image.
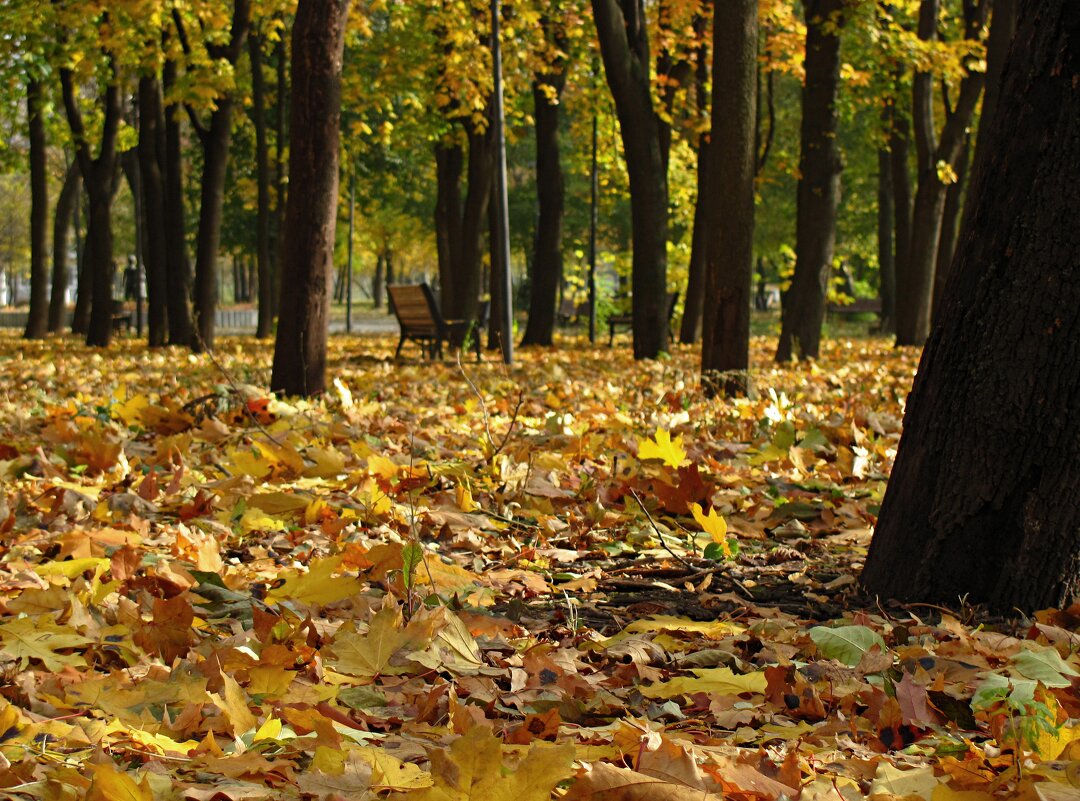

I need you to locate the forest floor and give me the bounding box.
[0,331,1076,801]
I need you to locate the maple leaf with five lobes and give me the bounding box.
[0,615,91,672]
[637,428,689,469]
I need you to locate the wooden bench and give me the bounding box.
[557,298,590,326]
[387,283,484,361]
[827,297,882,318]
[608,291,679,346]
[112,300,133,334]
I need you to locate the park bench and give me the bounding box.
[608,291,679,346]
[112,300,133,334]
[387,283,485,361]
[826,297,882,318]
[557,298,590,326]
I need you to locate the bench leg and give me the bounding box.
[396,334,406,360]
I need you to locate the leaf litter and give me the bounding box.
[0,332,1076,801]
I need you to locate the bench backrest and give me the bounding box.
[388,283,443,336]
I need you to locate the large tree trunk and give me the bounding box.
[163,58,195,346]
[138,76,169,346]
[776,0,845,362]
[251,30,275,339]
[521,38,567,347]
[679,30,712,346]
[49,162,79,333]
[700,0,757,396]
[862,0,1080,612]
[435,141,464,311]
[894,0,988,346]
[274,25,288,316]
[270,0,350,397]
[593,0,669,359]
[24,78,49,340]
[60,63,121,347]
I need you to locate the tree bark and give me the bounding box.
[163,58,194,346]
[593,0,669,358]
[680,28,711,346]
[49,162,79,333]
[701,0,757,396]
[890,107,913,331]
[138,76,169,346]
[862,0,1080,612]
[435,141,464,311]
[776,0,845,362]
[24,77,49,340]
[250,30,275,339]
[191,0,250,352]
[521,27,567,347]
[274,24,288,316]
[894,0,989,346]
[270,0,350,397]
[60,60,122,348]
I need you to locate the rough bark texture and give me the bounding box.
[890,108,913,327]
[61,61,121,348]
[701,0,757,396]
[593,0,669,358]
[521,28,567,347]
[776,0,845,362]
[250,31,275,339]
[49,162,79,333]
[894,0,988,346]
[163,58,194,347]
[862,0,1080,612]
[435,141,463,310]
[138,76,168,346]
[191,0,250,352]
[680,32,711,346]
[270,0,350,397]
[24,78,49,340]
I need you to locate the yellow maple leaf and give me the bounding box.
[86,764,153,801]
[690,503,728,544]
[327,604,411,679]
[637,428,688,469]
[403,726,574,801]
[0,615,91,672]
[266,555,366,607]
[639,667,767,699]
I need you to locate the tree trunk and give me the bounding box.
[270,0,350,397]
[776,0,845,362]
[60,63,121,348]
[138,76,169,346]
[274,25,288,315]
[251,30,275,339]
[192,0,250,352]
[593,0,669,358]
[71,188,91,335]
[890,107,913,330]
[435,141,464,311]
[877,117,896,333]
[894,0,988,346]
[24,77,49,340]
[701,0,757,395]
[163,58,195,346]
[963,0,1017,230]
[931,135,969,313]
[521,46,567,347]
[862,0,1080,612]
[373,250,385,309]
[49,162,79,333]
[680,30,712,346]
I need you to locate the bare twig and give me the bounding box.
[628,488,694,570]
[456,351,524,462]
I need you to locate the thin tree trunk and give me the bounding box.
[274,25,288,314]
[776,0,845,362]
[877,137,895,333]
[894,0,988,346]
[701,0,757,395]
[24,77,49,340]
[163,58,194,346]
[251,30,275,338]
[138,76,168,346]
[862,0,1080,611]
[931,135,969,313]
[890,107,913,327]
[680,28,711,346]
[373,251,385,309]
[49,162,79,333]
[435,141,463,311]
[72,188,91,335]
[60,61,122,348]
[521,42,567,347]
[593,0,669,358]
[271,0,350,397]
